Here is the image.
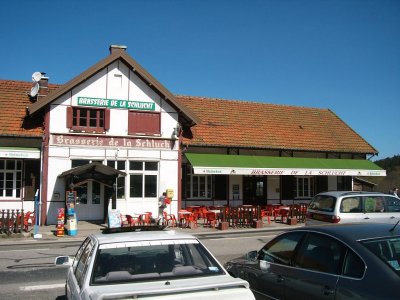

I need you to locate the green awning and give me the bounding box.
[185,153,386,176]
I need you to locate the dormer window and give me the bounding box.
[67,107,110,133]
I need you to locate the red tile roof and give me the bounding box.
[0,80,47,137]
[177,95,378,155]
[0,80,378,155]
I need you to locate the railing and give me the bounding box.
[0,209,33,234]
[219,206,262,228]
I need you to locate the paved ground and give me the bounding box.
[0,218,305,245]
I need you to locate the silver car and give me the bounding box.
[55,230,255,300]
[306,191,400,225]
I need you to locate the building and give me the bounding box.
[0,45,385,225]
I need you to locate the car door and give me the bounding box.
[383,196,400,224]
[242,231,305,299]
[284,232,345,300]
[362,196,393,223]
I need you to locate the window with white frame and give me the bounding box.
[185,166,212,199]
[296,176,314,198]
[0,160,22,198]
[129,161,158,198]
[107,160,126,199]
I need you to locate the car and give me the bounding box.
[306,191,400,225]
[55,230,255,300]
[224,223,400,300]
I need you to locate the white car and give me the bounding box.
[306,191,400,225]
[55,230,255,300]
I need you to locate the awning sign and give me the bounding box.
[77,97,155,111]
[194,167,386,177]
[0,148,40,159]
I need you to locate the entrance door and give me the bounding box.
[74,181,104,221]
[243,176,266,205]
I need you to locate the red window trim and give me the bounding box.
[66,106,110,133]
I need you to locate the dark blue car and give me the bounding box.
[225,223,400,300]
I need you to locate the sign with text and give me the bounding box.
[77,97,155,111]
[193,167,386,177]
[51,134,175,150]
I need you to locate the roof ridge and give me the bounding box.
[176,94,330,111]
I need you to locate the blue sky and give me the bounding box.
[1,0,399,160]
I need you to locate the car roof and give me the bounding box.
[92,229,197,245]
[314,191,389,198]
[292,223,400,243]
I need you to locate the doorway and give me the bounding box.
[243,176,266,205]
[74,181,104,221]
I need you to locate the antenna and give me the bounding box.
[29,83,40,97]
[32,72,42,82]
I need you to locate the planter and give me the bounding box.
[218,221,229,230]
[252,220,263,228]
[287,217,298,225]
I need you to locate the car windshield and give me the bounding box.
[91,239,225,285]
[360,237,400,276]
[308,195,336,212]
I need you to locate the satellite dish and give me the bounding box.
[30,83,40,97]
[32,72,42,82]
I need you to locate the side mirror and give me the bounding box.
[55,256,72,266]
[260,260,269,272]
[245,250,258,261]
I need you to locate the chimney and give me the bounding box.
[38,72,49,98]
[109,44,127,55]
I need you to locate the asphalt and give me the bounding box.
[0,218,305,245]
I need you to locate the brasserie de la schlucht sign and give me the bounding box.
[77,97,155,111]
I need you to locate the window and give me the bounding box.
[296,176,314,198]
[67,106,110,133]
[340,197,362,213]
[0,160,22,198]
[128,111,160,135]
[92,240,224,284]
[259,231,304,265]
[295,233,346,274]
[74,238,95,288]
[185,166,212,199]
[107,160,126,199]
[129,161,158,198]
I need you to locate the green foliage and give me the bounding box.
[375,155,400,173]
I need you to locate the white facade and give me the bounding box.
[45,60,180,224]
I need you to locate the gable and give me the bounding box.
[26,47,200,127]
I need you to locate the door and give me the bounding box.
[245,231,304,299]
[243,176,266,205]
[285,232,345,300]
[75,181,104,221]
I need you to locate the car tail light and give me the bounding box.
[307,212,341,223]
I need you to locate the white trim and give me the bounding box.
[0,148,40,159]
[193,167,386,176]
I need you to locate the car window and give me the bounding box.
[342,249,365,278]
[73,238,91,273]
[386,196,400,212]
[75,239,95,288]
[259,231,304,266]
[295,232,346,274]
[340,197,362,213]
[361,237,400,276]
[91,239,224,284]
[308,195,336,212]
[363,196,386,212]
